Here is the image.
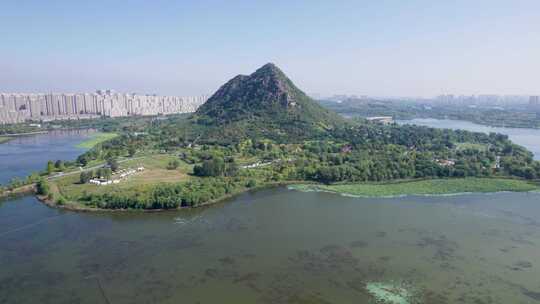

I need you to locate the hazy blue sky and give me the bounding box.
[1,0,539,97]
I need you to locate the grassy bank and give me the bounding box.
[0,184,36,199]
[0,136,12,144]
[290,178,539,198]
[76,132,118,148]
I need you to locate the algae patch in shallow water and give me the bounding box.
[289,178,539,198]
[365,282,414,304]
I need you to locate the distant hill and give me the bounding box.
[192,63,346,143]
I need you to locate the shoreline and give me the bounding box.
[0,128,103,145]
[0,184,36,200]
[0,131,49,137]
[399,117,540,130]
[35,181,303,213]
[26,177,540,213]
[0,136,13,144]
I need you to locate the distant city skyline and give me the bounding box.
[2,1,539,97]
[0,91,208,124]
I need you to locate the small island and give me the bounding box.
[13,63,540,211]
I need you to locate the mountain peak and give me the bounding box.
[196,63,297,119]
[255,62,282,74]
[250,63,289,88]
[194,63,345,141]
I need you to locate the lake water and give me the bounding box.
[0,129,95,185]
[2,190,540,303]
[398,118,540,160]
[2,124,540,303]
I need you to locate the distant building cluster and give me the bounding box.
[89,166,145,186]
[320,93,538,107]
[324,94,370,103]
[0,90,209,124]
[435,94,530,106]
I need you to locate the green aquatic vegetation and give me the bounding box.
[290,178,539,198]
[0,136,11,144]
[76,132,118,148]
[365,282,413,304]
